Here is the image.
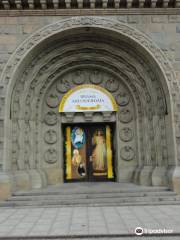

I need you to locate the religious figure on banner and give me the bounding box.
[72,149,82,166]
[71,127,85,149]
[92,129,107,171]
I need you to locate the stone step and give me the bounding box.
[2,183,178,208]
[1,198,180,208]
[13,186,170,196]
[2,195,180,207]
[9,191,177,202]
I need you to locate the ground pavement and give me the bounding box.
[0,205,179,239]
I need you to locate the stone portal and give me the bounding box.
[0,17,179,198]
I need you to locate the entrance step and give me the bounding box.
[0,182,180,207]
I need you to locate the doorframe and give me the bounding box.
[62,122,117,183]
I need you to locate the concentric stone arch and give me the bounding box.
[1,16,180,194]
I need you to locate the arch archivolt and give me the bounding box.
[1,17,180,191]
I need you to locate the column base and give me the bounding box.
[0,173,12,200]
[117,166,136,182]
[172,166,180,194]
[28,169,45,189]
[139,166,154,186]
[152,166,168,186]
[133,166,143,184]
[38,169,48,187]
[167,166,175,190]
[14,170,31,191]
[44,167,63,185]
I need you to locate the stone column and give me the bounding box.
[2,0,10,9]
[40,0,47,9]
[151,0,157,7]
[90,0,96,8]
[114,0,120,8]
[77,0,83,8]
[65,0,71,8]
[139,113,154,186]
[102,0,108,8]
[152,115,168,186]
[0,173,12,200]
[139,0,145,7]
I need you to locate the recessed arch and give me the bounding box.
[1,17,180,193]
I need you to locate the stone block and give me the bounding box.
[169,15,180,23]
[5,17,18,25]
[28,169,44,189]
[151,16,168,23]
[176,25,180,33]
[133,166,143,184]
[127,16,139,24]
[0,25,22,35]
[172,166,180,194]
[152,166,168,186]
[14,171,31,191]
[0,173,12,200]
[0,35,17,45]
[44,167,63,185]
[139,166,154,186]
[116,16,127,23]
[117,166,136,182]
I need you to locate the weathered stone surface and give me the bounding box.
[0,174,11,200]
[14,171,31,191]
[44,168,63,185]
[0,16,179,198]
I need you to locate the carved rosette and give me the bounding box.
[44,130,57,144]
[44,111,57,125]
[44,148,57,164]
[116,92,130,106]
[89,70,103,84]
[73,70,85,85]
[46,94,59,108]
[119,109,133,123]
[120,146,134,161]
[119,128,133,142]
[56,78,70,93]
[105,78,119,92]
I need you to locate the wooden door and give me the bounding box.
[64,124,115,182]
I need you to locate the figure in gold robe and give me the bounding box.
[92,130,106,171]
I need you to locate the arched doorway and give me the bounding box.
[1,17,180,196]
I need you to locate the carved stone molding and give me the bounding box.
[56,78,70,93]
[44,130,57,144]
[120,146,135,161]
[46,94,59,108]
[73,70,85,85]
[116,92,130,106]
[119,127,133,142]
[44,149,57,164]
[1,16,178,175]
[89,70,103,84]
[105,78,119,92]
[44,111,57,126]
[119,109,133,123]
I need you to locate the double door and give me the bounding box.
[64,124,115,182]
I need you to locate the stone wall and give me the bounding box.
[0,14,180,198]
[0,15,179,80]
[0,14,179,164]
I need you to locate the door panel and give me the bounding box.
[64,124,114,182]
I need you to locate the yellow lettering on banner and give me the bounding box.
[66,127,72,180]
[106,125,113,179]
[75,104,100,110]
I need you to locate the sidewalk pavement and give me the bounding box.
[0,205,179,238]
